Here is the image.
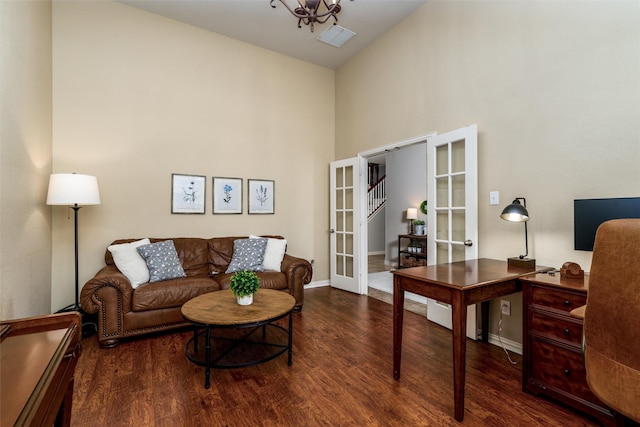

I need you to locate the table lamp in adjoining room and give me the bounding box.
[406,207,418,234]
[47,173,101,315]
[500,197,536,269]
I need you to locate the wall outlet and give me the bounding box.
[500,300,511,316]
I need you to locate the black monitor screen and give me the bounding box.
[574,197,640,251]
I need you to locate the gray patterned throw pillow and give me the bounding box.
[225,238,268,274]
[136,240,186,282]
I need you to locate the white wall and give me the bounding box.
[385,143,428,265]
[367,208,385,254]
[50,1,334,311]
[0,0,53,319]
[336,1,640,342]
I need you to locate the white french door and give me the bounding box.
[426,124,479,339]
[329,157,366,294]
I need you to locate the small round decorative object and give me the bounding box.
[420,200,428,215]
[560,262,584,279]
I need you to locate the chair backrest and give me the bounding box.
[584,218,640,422]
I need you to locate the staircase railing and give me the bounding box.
[368,176,386,219]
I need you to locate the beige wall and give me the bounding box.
[50,1,334,311]
[336,1,640,341]
[0,0,53,319]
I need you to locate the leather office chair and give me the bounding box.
[571,219,640,425]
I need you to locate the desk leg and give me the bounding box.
[393,275,405,380]
[481,301,490,342]
[452,291,467,422]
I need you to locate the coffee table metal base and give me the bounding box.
[185,312,293,389]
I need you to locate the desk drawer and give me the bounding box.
[530,339,600,405]
[529,311,583,346]
[530,286,586,313]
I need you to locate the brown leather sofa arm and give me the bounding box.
[280,254,313,311]
[570,304,586,320]
[80,265,134,315]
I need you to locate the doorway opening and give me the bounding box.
[360,133,435,307]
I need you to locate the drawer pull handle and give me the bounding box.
[564,369,571,376]
[564,300,570,306]
[564,328,570,335]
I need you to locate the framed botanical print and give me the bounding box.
[248,179,274,214]
[212,177,242,214]
[171,174,206,214]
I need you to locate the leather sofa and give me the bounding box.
[80,236,312,348]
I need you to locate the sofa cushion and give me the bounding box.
[208,237,236,273]
[170,237,210,276]
[108,238,150,288]
[131,276,220,311]
[225,238,268,273]
[137,240,186,282]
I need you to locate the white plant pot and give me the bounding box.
[237,294,254,306]
[414,225,426,235]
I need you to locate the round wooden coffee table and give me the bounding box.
[181,289,295,389]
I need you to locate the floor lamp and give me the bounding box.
[47,173,101,320]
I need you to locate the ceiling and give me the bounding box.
[119,0,427,69]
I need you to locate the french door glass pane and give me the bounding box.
[452,175,465,207]
[452,210,466,242]
[451,140,465,173]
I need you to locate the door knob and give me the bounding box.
[330,229,335,233]
[464,240,473,247]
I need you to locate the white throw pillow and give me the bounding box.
[250,235,287,271]
[108,238,151,288]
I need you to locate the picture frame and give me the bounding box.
[248,179,275,214]
[171,173,206,214]
[212,177,243,214]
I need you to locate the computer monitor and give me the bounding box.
[574,197,640,251]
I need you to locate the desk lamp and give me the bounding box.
[406,208,418,234]
[47,173,101,315]
[500,197,536,269]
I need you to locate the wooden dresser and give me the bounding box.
[520,273,615,426]
[1,312,82,426]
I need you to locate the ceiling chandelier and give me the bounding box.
[270,0,342,33]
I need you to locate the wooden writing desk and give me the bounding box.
[393,258,549,422]
[1,312,82,426]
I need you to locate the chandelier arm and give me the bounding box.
[273,0,340,19]
[271,0,307,19]
[272,0,341,31]
[315,14,338,24]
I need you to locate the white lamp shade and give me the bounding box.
[47,173,101,205]
[406,208,418,220]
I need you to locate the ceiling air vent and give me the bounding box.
[318,25,356,48]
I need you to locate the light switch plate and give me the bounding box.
[490,191,500,205]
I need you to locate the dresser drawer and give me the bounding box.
[529,311,583,346]
[529,286,586,313]
[530,339,601,406]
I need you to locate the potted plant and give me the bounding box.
[229,270,260,305]
[413,219,426,235]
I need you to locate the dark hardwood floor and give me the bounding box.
[72,287,600,426]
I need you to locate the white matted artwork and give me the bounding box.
[171,173,205,214]
[212,177,242,214]
[248,179,274,214]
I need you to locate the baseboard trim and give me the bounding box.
[305,280,330,289]
[367,251,385,256]
[487,332,522,355]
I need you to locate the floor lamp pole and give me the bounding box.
[72,204,80,311]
